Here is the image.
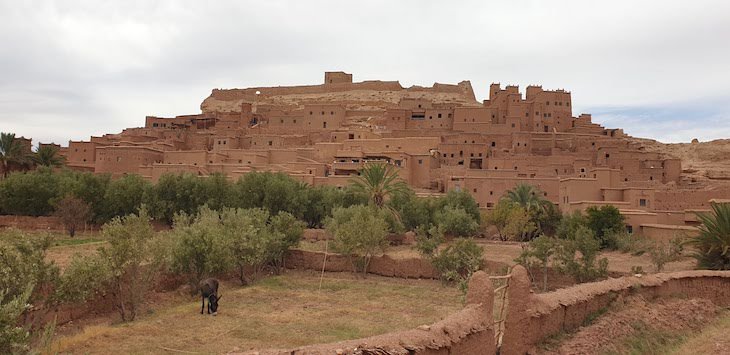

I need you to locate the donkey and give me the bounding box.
[199,278,222,315]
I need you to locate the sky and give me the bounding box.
[1,0,729,145]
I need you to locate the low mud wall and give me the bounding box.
[0,215,64,230]
[285,249,440,279]
[244,271,496,355]
[502,266,730,355]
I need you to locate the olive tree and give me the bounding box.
[325,205,390,276]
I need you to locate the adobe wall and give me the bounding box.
[502,266,730,355]
[0,215,64,230]
[246,271,496,355]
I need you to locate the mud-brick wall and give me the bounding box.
[285,249,440,279]
[244,271,496,355]
[502,267,730,355]
[0,215,64,230]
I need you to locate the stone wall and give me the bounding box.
[502,266,730,355]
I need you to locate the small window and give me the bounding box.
[438,113,442,118]
[418,159,423,165]
[639,199,647,207]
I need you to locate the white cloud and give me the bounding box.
[0,0,728,144]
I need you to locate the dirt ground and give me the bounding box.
[539,295,720,355]
[50,271,462,354]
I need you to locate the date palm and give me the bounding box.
[33,145,65,168]
[0,132,29,178]
[350,162,408,208]
[690,202,730,270]
[505,183,549,212]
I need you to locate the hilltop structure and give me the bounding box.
[55,72,729,237]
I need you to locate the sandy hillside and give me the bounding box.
[630,138,730,188]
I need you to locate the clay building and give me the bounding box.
[54,72,730,239]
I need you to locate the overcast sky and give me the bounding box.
[1,0,729,145]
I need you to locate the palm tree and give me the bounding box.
[33,145,65,168]
[350,162,408,208]
[505,183,549,212]
[0,132,30,178]
[689,202,730,270]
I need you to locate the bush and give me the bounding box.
[430,238,484,294]
[0,169,60,216]
[144,173,212,223]
[484,200,535,241]
[556,211,588,240]
[414,226,444,258]
[99,174,151,223]
[553,226,609,282]
[0,230,59,303]
[647,236,685,272]
[585,205,625,249]
[170,208,233,287]
[689,202,730,270]
[55,254,109,304]
[0,287,32,354]
[0,230,58,353]
[437,190,481,224]
[97,209,156,321]
[515,235,558,291]
[325,205,390,276]
[389,190,436,231]
[434,205,479,237]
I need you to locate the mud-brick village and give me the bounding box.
[2,2,730,354]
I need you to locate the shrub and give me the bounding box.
[267,212,306,272]
[556,211,588,240]
[144,173,211,223]
[437,190,481,224]
[553,226,609,283]
[0,230,59,303]
[325,205,390,276]
[585,205,625,249]
[170,208,233,287]
[0,287,32,354]
[484,200,535,241]
[434,205,479,237]
[389,189,436,231]
[54,195,91,237]
[55,254,109,304]
[430,238,484,294]
[99,174,151,222]
[0,169,60,216]
[515,235,558,291]
[689,202,730,270]
[414,225,445,258]
[647,236,685,272]
[96,209,156,321]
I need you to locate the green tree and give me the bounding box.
[556,211,588,240]
[0,230,59,304]
[325,205,390,276]
[170,208,233,287]
[54,195,91,237]
[0,133,31,178]
[553,226,608,282]
[0,287,32,354]
[97,209,156,321]
[268,211,306,272]
[145,173,209,223]
[56,170,111,222]
[32,145,65,168]
[390,190,437,231]
[585,205,625,249]
[434,205,480,237]
[231,172,308,218]
[515,235,558,291]
[430,238,484,295]
[100,174,151,222]
[689,202,730,270]
[505,183,549,212]
[484,200,536,241]
[350,163,408,208]
[438,189,481,223]
[0,168,60,216]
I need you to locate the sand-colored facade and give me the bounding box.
[57,72,729,238]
